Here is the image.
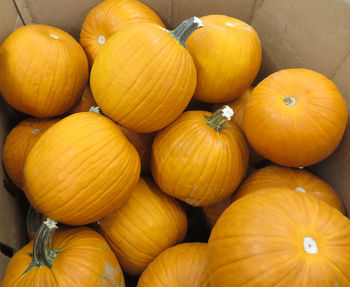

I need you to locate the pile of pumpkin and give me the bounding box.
[1,0,350,286]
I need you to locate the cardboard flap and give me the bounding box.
[0,0,24,43]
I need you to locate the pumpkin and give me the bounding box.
[243,69,348,167]
[24,112,140,225]
[2,219,125,286]
[0,25,88,117]
[99,177,187,275]
[208,189,350,286]
[119,126,154,174]
[186,15,261,103]
[90,17,202,133]
[151,106,249,207]
[137,243,209,287]
[80,0,165,66]
[233,165,345,214]
[68,86,96,114]
[2,118,60,189]
[212,87,264,165]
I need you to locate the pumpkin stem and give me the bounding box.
[205,105,234,132]
[24,218,60,274]
[282,95,296,106]
[168,16,203,47]
[26,204,42,238]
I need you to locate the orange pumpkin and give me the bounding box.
[152,106,249,207]
[68,86,96,114]
[137,243,209,287]
[233,165,345,214]
[90,17,202,133]
[80,0,165,66]
[2,118,60,189]
[0,25,88,117]
[208,189,350,286]
[243,69,348,167]
[2,219,125,286]
[24,112,140,225]
[212,87,264,165]
[119,126,154,174]
[186,15,261,103]
[99,177,187,275]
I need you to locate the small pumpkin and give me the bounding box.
[99,177,187,275]
[233,165,345,214]
[90,17,202,132]
[152,106,249,207]
[186,15,261,103]
[80,0,165,66]
[212,87,264,165]
[0,25,88,117]
[208,189,350,286]
[2,118,60,189]
[24,112,140,225]
[243,68,348,167]
[2,219,125,286]
[137,243,209,287]
[68,86,96,114]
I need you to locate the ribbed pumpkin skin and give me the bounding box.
[137,243,209,287]
[234,165,345,214]
[24,112,140,225]
[99,177,187,275]
[186,15,261,103]
[119,126,153,174]
[243,69,348,167]
[0,25,88,118]
[212,88,264,165]
[90,23,197,133]
[208,189,350,287]
[80,0,164,66]
[2,118,60,189]
[68,86,96,114]
[151,110,249,206]
[1,227,125,287]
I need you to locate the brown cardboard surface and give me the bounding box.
[0,0,23,43]
[170,0,257,27]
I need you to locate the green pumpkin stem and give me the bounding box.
[24,218,60,274]
[205,105,234,132]
[168,16,203,47]
[26,204,42,237]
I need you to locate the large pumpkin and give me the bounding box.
[186,15,261,103]
[99,177,187,275]
[152,106,249,206]
[234,165,345,214]
[2,118,60,189]
[1,219,125,286]
[137,243,209,287]
[90,17,202,133]
[0,25,88,117]
[208,189,350,286]
[80,0,164,66]
[24,112,140,225]
[243,69,348,167]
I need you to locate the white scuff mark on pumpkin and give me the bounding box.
[303,237,318,254]
[295,187,306,193]
[225,23,252,31]
[193,185,197,190]
[98,35,106,45]
[185,198,199,205]
[298,166,304,169]
[49,34,60,39]
[222,105,234,120]
[32,128,40,135]
[98,263,121,287]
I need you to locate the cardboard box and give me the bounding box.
[0,0,349,280]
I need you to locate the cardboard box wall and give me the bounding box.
[0,0,349,280]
